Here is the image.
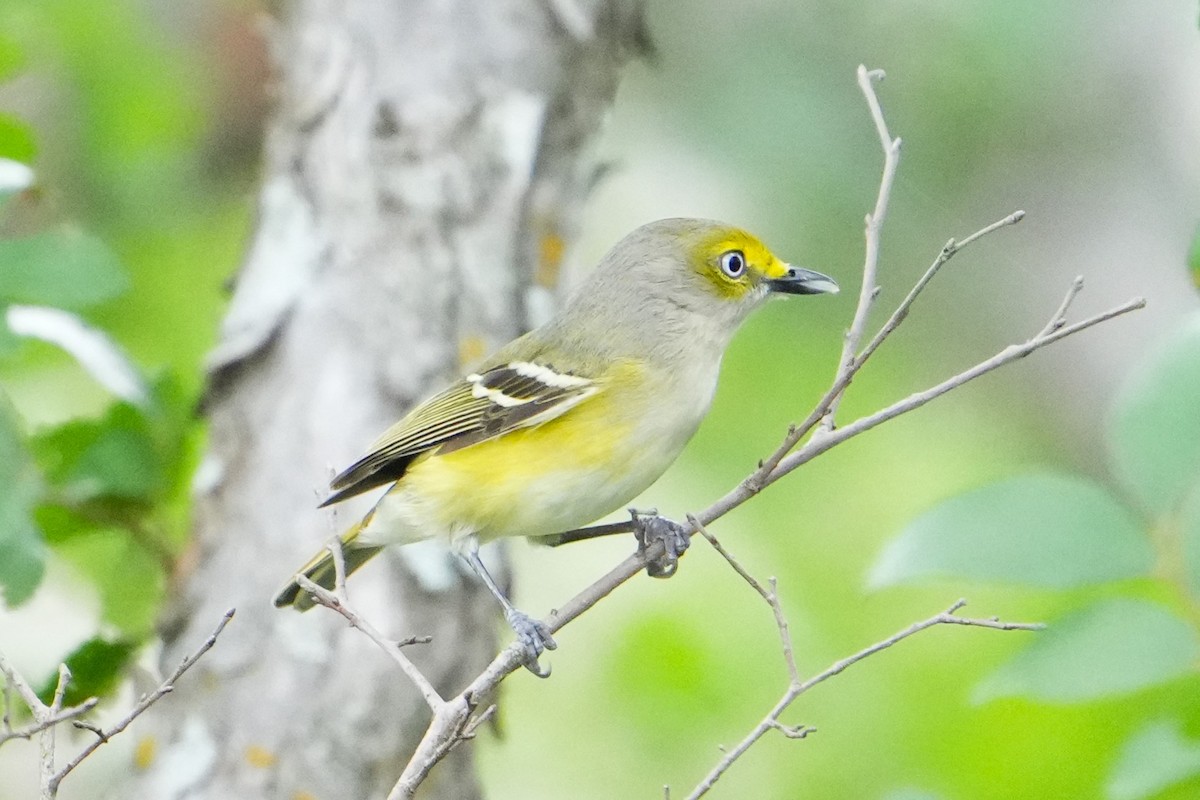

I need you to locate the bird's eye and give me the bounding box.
[719,250,746,279]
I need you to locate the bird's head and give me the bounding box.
[583,218,838,349]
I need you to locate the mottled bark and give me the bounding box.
[116,2,645,797]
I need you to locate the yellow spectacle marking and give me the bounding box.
[691,227,789,298]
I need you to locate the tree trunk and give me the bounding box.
[117,2,645,797]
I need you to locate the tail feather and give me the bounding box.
[274,522,383,611]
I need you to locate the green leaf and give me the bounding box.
[36,637,137,708]
[32,402,164,504]
[0,114,36,164]
[0,226,128,310]
[0,32,24,83]
[976,599,1200,704]
[869,472,1152,589]
[52,526,165,637]
[1110,313,1200,516]
[1107,720,1200,800]
[0,391,45,606]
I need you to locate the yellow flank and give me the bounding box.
[692,227,790,299]
[402,360,647,537]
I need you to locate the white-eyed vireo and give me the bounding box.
[275,218,838,674]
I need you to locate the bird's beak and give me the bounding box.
[765,265,840,296]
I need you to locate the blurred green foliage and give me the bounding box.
[0,391,43,605]
[867,313,1200,793]
[1190,227,1200,288]
[35,635,135,709]
[1109,721,1200,800]
[0,0,242,732]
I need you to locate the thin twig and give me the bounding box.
[327,535,350,605]
[0,649,47,719]
[295,576,440,711]
[856,210,1026,369]
[36,665,71,799]
[0,652,84,799]
[683,599,1042,799]
[702,291,1145,531]
[744,209,1024,490]
[1039,275,1084,337]
[47,608,236,794]
[690,517,799,686]
[0,698,99,747]
[820,65,901,431]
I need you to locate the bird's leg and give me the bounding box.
[630,508,689,578]
[532,520,635,547]
[461,537,556,677]
[533,510,689,577]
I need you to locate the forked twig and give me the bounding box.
[48,608,236,794]
[1,608,234,798]
[679,524,1042,798]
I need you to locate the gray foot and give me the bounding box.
[631,509,689,578]
[506,608,556,678]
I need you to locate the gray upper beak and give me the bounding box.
[766,266,840,296]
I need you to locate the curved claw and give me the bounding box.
[631,510,689,578]
[525,658,552,679]
[506,609,556,678]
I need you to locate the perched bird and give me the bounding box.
[275,218,837,674]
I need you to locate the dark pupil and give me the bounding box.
[727,254,742,273]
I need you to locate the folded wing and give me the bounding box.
[319,360,598,506]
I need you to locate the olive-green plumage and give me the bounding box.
[275,218,837,671]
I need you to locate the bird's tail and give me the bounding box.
[273,520,383,611]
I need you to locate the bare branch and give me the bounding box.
[682,599,1042,799]
[48,608,236,794]
[0,698,99,748]
[856,210,1026,369]
[295,576,441,713]
[326,535,350,606]
[744,206,1024,491]
[0,648,48,716]
[1039,275,1085,337]
[820,65,902,431]
[690,517,799,686]
[705,290,1145,531]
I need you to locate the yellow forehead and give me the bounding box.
[700,228,788,277]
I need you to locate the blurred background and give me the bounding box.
[1,0,1198,798]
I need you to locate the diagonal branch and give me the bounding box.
[0,697,99,748]
[295,575,440,711]
[819,65,900,431]
[679,581,1041,800]
[47,608,236,794]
